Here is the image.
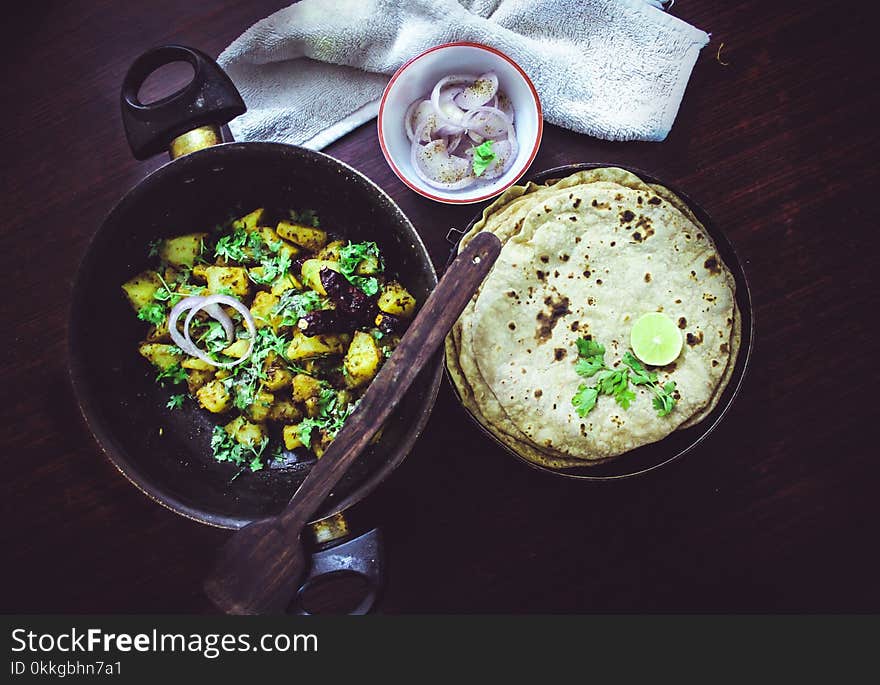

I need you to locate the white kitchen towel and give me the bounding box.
[218,0,709,149]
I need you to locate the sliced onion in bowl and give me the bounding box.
[411,124,476,191]
[453,71,499,110]
[405,72,519,192]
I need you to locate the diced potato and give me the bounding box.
[215,369,231,380]
[304,396,321,418]
[276,220,328,252]
[269,273,303,297]
[286,330,348,360]
[377,281,416,318]
[250,291,282,331]
[192,263,209,282]
[196,379,231,413]
[282,424,304,450]
[300,259,341,295]
[205,266,249,297]
[224,415,267,446]
[313,431,333,459]
[316,240,346,262]
[300,360,320,376]
[158,233,207,268]
[291,373,322,403]
[138,342,183,370]
[122,270,162,311]
[263,360,293,391]
[177,284,206,297]
[246,390,275,422]
[221,338,251,358]
[356,253,382,275]
[186,369,214,394]
[269,400,302,423]
[259,226,301,259]
[181,356,215,371]
[231,208,266,232]
[247,266,268,285]
[344,331,382,387]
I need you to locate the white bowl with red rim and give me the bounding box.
[378,42,543,205]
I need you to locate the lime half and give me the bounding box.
[630,312,683,366]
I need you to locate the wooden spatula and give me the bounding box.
[204,231,502,614]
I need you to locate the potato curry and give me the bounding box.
[121,208,416,473]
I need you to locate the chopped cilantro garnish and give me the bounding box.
[570,338,678,418]
[214,227,255,263]
[652,382,678,417]
[471,140,496,177]
[571,385,599,416]
[152,272,183,306]
[576,339,605,358]
[210,426,270,472]
[249,250,292,285]
[273,289,326,326]
[337,241,384,295]
[147,238,162,258]
[137,301,166,326]
[289,208,320,227]
[296,386,357,449]
[166,394,186,410]
[622,351,657,385]
[156,363,187,385]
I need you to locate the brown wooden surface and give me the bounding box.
[2,0,877,613]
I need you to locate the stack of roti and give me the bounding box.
[446,168,741,469]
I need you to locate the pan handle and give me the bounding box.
[120,44,245,161]
[289,528,383,615]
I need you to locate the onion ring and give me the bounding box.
[167,294,257,369]
[410,123,476,191]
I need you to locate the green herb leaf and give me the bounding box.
[210,426,272,471]
[622,351,657,385]
[273,289,326,326]
[137,302,166,326]
[297,417,323,449]
[652,381,677,417]
[615,388,636,409]
[471,140,496,177]
[166,394,186,410]
[147,238,162,258]
[249,250,292,285]
[576,338,605,358]
[156,363,187,385]
[570,340,679,418]
[575,356,606,378]
[350,275,380,296]
[289,209,320,227]
[214,227,252,263]
[338,241,384,294]
[572,385,599,417]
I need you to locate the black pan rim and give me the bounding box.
[443,161,755,481]
[69,141,443,528]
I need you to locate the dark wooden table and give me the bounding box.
[2,0,876,613]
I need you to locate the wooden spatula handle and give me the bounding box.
[204,232,501,615]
